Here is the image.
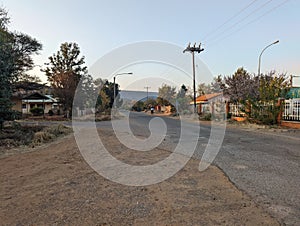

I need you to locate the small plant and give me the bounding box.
[199,113,212,121]
[30,107,44,116]
[48,109,54,116]
[204,113,212,121]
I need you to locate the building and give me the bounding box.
[12,92,58,115]
[191,93,229,115]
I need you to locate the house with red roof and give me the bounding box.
[190,92,229,116]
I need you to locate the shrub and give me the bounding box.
[44,124,72,137]
[204,113,212,121]
[48,109,54,116]
[32,131,55,145]
[30,107,44,116]
[31,124,72,146]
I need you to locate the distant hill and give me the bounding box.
[120,90,158,102]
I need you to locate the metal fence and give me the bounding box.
[229,103,245,117]
[283,99,300,121]
[230,100,300,122]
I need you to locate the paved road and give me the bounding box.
[102,112,299,226]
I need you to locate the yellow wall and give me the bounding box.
[11,97,22,112]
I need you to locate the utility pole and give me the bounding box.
[183,42,204,114]
[144,86,150,102]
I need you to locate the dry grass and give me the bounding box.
[31,124,72,146]
[0,123,72,152]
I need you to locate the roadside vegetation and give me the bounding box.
[0,122,72,154]
[199,68,290,125]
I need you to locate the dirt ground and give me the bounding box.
[0,128,279,225]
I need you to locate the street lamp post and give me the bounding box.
[183,42,204,114]
[258,40,279,77]
[113,72,133,108]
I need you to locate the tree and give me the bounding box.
[94,78,110,112]
[223,67,259,103]
[223,68,289,124]
[94,78,122,111]
[198,83,212,95]
[211,75,225,93]
[0,7,42,129]
[176,84,191,114]
[18,73,42,83]
[144,98,157,110]
[197,76,224,96]
[44,42,87,117]
[158,83,176,103]
[252,71,290,124]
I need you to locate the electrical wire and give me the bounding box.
[202,0,259,41]
[205,0,275,44]
[206,0,290,47]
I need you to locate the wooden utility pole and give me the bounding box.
[183,43,204,114]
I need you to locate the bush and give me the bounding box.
[30,107,44,116]
[44,124,72,137]
[32,131,55,145]
[48,109,54,116]
[31,124,72,146]
[198,113,212,121]
[182,109,191,115]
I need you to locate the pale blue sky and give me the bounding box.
[2,0,300,89]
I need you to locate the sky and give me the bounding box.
[1,0,300,90]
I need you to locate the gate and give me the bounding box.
[283,99,300,121]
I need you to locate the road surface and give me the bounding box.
[104,111,300,225]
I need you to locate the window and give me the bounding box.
[22,104,26,109]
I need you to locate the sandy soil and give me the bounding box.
[0,128,279,225]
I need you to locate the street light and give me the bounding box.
[113,72,133,108]
[258,40,279,77]
[183,42,204,114]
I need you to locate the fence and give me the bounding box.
[229,103,245,117]
[230,100,300,122]
[282,99,300,121]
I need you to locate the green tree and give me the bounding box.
[18,73,42,83]
[94,78,122,111]
[144,98,157,110]
[197,76,224,96]
[176,84,191,114]
[158,83,176,103]
[44,42,88,117]
[252,71,290,124]
[132,101,145,112]
[197,83,212,95]
[0,7,42,128]
[94,78,110,112]
[211,75,225,93]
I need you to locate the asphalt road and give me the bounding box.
[104,111,300,226]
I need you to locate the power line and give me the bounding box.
[203,0,259,41]
[205,0,275,44]
[206,0,290,47]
